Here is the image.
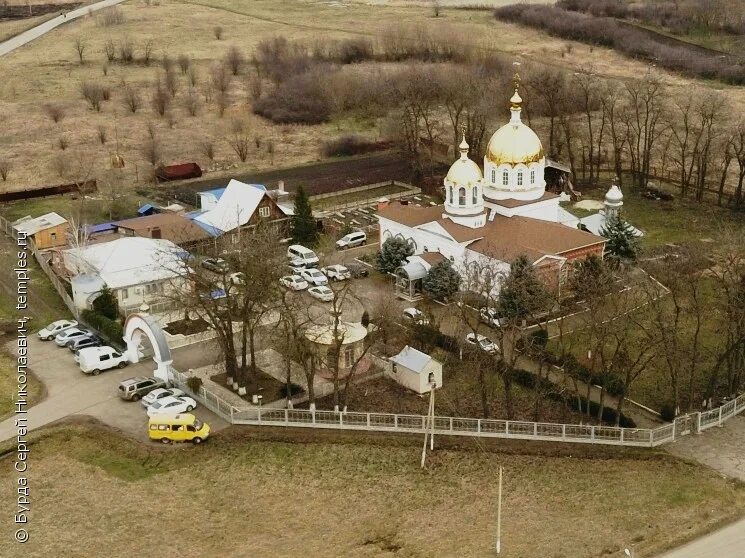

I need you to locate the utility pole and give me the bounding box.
[496,466,503,554]
[420,375,436,468]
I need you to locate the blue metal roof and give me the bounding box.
[137,204,157,215]
[85,222,117,234]
[199,187,227,200]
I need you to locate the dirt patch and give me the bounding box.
[163,317,209,336]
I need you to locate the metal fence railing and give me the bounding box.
[169,367,745,448]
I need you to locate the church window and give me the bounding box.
[449,185,453,203]
[530,169,536,184]
[517,171,523,186]
[502,170,509,186]
[472,187,478,204]
[458,187,466,205]
[491,169,496,183]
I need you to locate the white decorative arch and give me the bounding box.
[123,313,173,381]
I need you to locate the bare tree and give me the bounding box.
[228,119,251,162]
[119,37,134,64]
[80,81,104,111]
[141,137,162,167]
[122,83,142,113]
[0,160,10,181]
[224,45,244,76]
[142,39,155,66]
[164,68,179,98]
[96,125,107,145]
[213,26,224,40]
[104,39,116,62]
[200,140,216,161]
[183,87,200,116]
[177,54,191,74]
[151,81,171,117]
[73,36,87,64]
[187,65,199,88]
[57,136,69,151]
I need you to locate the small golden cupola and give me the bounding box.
[483,74,547,202]
[443,130,486,229]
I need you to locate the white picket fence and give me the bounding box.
[169,367,745,448]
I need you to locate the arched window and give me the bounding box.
[449,185,453,203]
[530,169,536,184]
[491,169,496,183]
[458,187,466,205]
[472,187,478,204]
[502,170,509,186]
[517,171,523,186]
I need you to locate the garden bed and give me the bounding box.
[163,317,210,336]
[211,370,302,403]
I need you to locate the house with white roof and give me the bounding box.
[191,179,291,238]
[12,212,69,249]
[386,345,443,394]
[63,237,188,313]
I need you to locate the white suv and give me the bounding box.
[336,231,367,250]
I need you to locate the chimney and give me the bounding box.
[278,180,285,193]
[377,197,390,212]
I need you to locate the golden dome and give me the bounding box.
[486,86,544,166]
[486,122,544,166]
[446,135,482,185]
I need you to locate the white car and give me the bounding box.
[336,231,367,250]
[141,387,186,408]
[308,285,334,302]
[280,275,309,291]
[299,268,328,287]
[146,395,197,417]
[38,319,78,341]
[321,264,351,281]
[465,332,499,354]
[54,327,90,347]
[287,262,306,275]
[480,307,508,328]
[403,307,429,326]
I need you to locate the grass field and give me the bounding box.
[0,423,743,557]
[3,0,745,199]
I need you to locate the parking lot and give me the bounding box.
[0,336,229,443]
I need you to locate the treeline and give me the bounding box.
[494,4,745,85]
[558,0,745,36]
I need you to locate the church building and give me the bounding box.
[377,83,607,300]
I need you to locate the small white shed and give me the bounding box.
[386,346,442,394]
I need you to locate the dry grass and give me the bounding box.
[0,423,743,557]
[0,349,43,420]
[3,0,745,198]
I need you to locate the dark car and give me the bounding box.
[118,376,167,401]
[68,334,102,352]
[345,262,369,278]
[201,257,229,274]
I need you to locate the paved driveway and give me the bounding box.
[0,337,228,443]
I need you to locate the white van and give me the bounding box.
[287,244,319,267]
[336,231,367,250]
[78,346,129,375]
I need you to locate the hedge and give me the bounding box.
[81,309,124,344]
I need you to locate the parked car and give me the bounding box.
[299,268,329,287]
[118,376,167,401]
[78,346,129,375]
[148,413,210,445]
[308,285,334,302]
[345,262,370,279]
[287,244,319,267]
[403,307,429,326]
[480,307,508,328]
[38,319,78,341]
[321,264,351,281]
[287,262,306,275]
[201,257,229,274]
[336,231,367,250]
[147,395,197,417]
[54,327,90,347]
[465,332,499,354]
[280,275,309,291]
[68,334,102,352]
[141,387,186,408]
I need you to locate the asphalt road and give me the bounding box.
[0,0,127,57]
[657,517,745,557]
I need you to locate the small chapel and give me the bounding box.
[377,79,612,300]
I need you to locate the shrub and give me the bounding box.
[376,237,414,274]
[44,104,65,123]
[186,376,203,393]
[92,286,119,320]
[80,81,104,111]
[321,134,379,157]
[96,6,127,27]
[81,309,124,343]
[0,160,10,181]
[659,403,676,422]
[253,70,332,124]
